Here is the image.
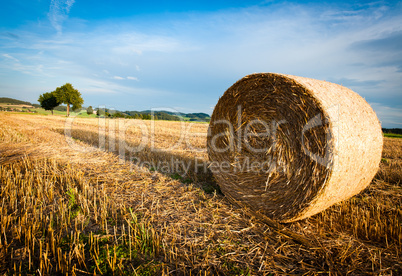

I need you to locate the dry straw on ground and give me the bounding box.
[207,73,383,222]
[0,113,400,274]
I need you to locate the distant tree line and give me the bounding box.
[382,128,402,135]
[124,111,179,121]
[92,110,211,121]
[95,109,157,120]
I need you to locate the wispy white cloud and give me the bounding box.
[48,0,76,34]
[2,53,19,62]
[370,103,402,128]
[76,77,126,94]
[113,76,139,81]
[1,53,48,76]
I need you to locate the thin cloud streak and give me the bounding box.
[371,103,402,127]
[48,0,76,34]
[2,53,20,63]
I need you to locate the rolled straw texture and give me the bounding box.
[207,73,383,222]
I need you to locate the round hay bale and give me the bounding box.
[207,73,383,222]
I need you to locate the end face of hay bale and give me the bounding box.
[207,73,383,222]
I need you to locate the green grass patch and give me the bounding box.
[384,133,402,139]
[170,172,192,184]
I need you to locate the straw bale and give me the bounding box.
[207,73,383,222]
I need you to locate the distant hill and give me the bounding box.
[140,110,211,122]
[0,97,32,105]
[185,112,211,122]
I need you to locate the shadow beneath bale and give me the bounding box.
[51,127,221,194]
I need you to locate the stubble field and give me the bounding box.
[0,112,401,275]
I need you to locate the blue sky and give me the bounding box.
[0,0,401,127]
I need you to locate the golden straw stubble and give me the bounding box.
[207,73,383,222]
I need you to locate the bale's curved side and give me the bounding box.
[287,74,383,221]
[207,73,383,222]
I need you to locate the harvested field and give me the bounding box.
[0,112,401,275]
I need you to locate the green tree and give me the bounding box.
[54,83,84,116]
[113,112,125,118]
[96,108,107,117]
[38,92,60,115]
[87,106,94,115]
